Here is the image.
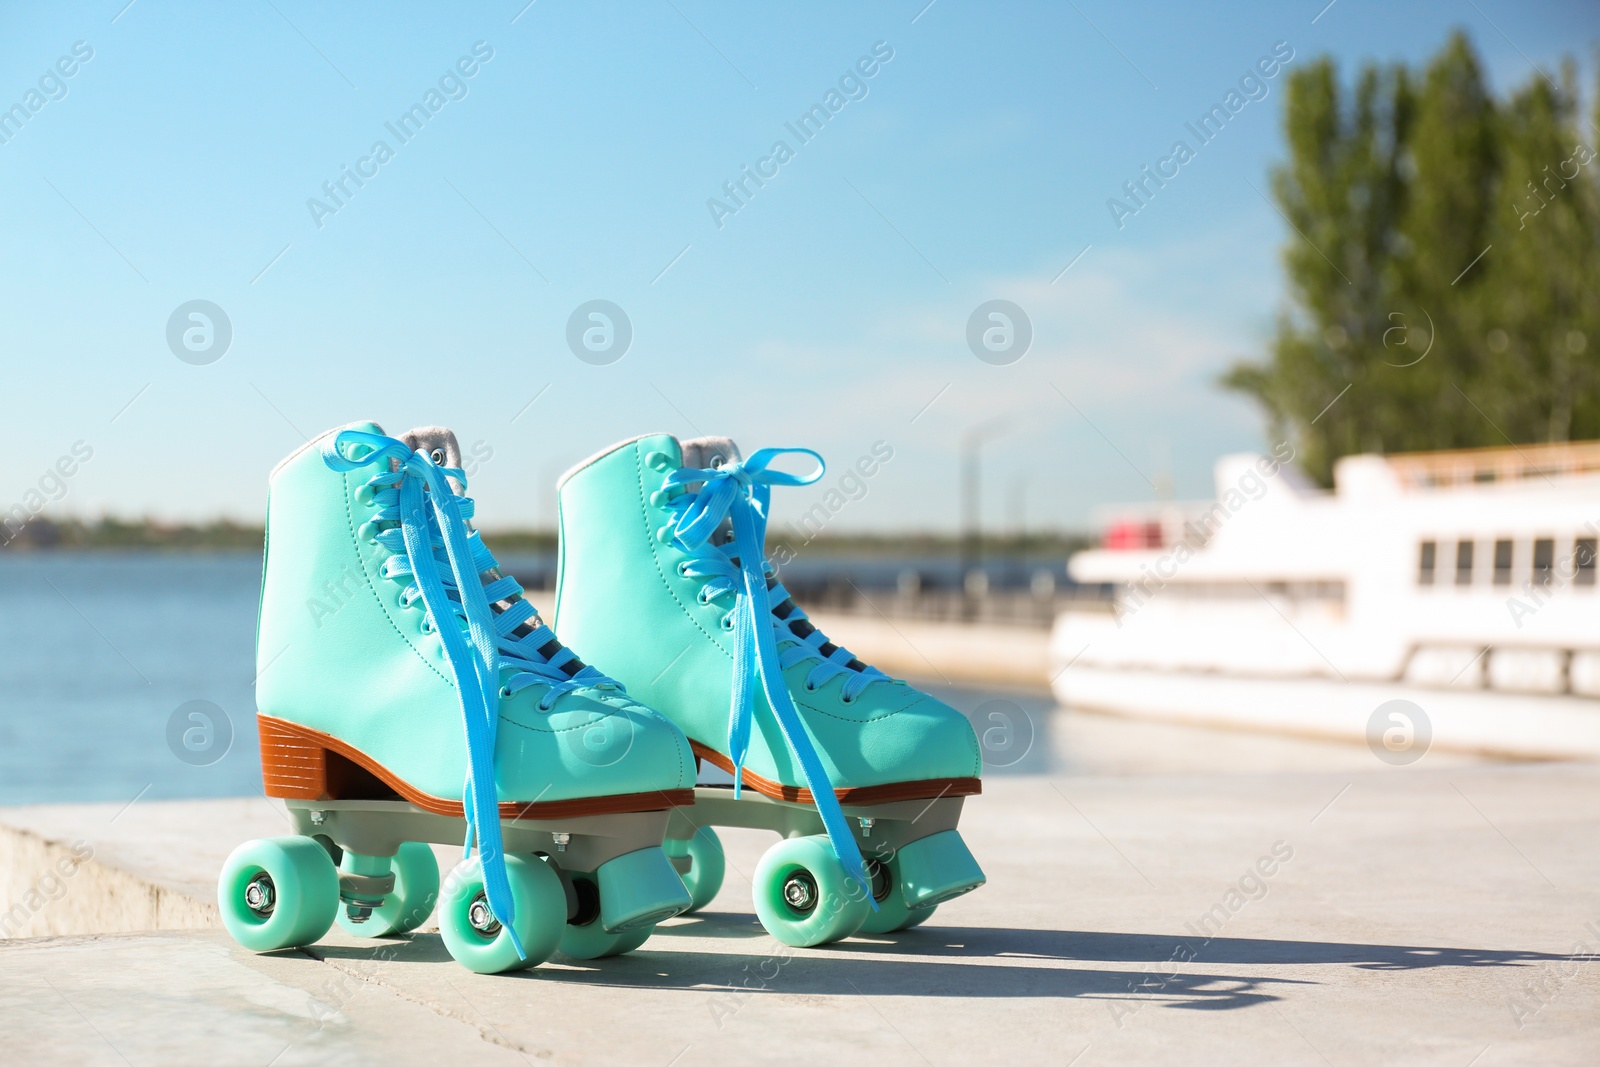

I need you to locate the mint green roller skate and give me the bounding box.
[553,435,985,946]
[219,424,694,975]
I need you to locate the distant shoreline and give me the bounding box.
[0,519,1091,558]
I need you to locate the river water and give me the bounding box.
[0,551,1057,807]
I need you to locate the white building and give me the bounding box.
[1051,441,1600,758]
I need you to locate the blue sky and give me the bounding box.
[1,0,1594,534]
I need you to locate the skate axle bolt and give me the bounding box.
[467,892,501,936]
[858,817,875,838]
[345,904,373,924]
[308,810,326,826]
[781,871,819,914]
[243,873,277,916]
[551,832,570,852]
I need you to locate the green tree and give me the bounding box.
[1224,31,1600,484]
[1394,33,1499,451]
[1481,64,1600,444]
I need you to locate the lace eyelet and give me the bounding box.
[353,484,376,507]
[841,694,856,705]
[537,699,554,713]
[645,450,670,472]
[649,490,667,507]
[357,521,380,544]
[655,526,674,545]
[420,619,435,635]
[498,686,512,699]
[804,682,817,692]
[676,562,691,578]
[429,448,446,465]
[719,614,734,631]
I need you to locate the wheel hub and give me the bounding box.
[467,893,501,935]
[782,871,818,914]
[244,874,276,916]
[866,859,892,904]
[569,877,601,928]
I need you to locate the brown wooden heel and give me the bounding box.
[258,715,331,800]
[256,713,695,816]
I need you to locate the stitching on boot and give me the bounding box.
[339,463,451,687]
[636,440,733,663]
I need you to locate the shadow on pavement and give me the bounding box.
[843,926,1594,970]
[303,916,1590,1010]
[308,930,1308,1008]
[653,916,1593,971]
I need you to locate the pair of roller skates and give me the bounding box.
[219,424,985,975]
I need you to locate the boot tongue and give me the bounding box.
[679,436,742,472]
[397,425,465,494]
[677,436,743,547]
[397,424,552,642]
[398,425,464,467]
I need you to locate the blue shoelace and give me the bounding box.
[663,447,890,903]
[325,429,615,958]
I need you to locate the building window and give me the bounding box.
[1418,541,1437,585]
[1455,541,1474,586]
[1493,539,1514,585]
[1577,538,1597,587]
[1532,538,1555,588]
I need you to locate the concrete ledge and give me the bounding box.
[0,797,291,939]
[0,822,212,938]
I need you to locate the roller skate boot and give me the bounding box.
[218,424,694,974]
[552,434,985,946]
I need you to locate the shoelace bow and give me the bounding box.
[664,447,889,901]
[325,429,613,957]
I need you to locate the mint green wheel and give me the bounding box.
[752,835,872,947]
[666,826,726,913]
[336,843,440,939]
[557,867,665,959]
[438,855,566,974]
[560,921,655,960]
[559,877,655,959]
[865,902,935,934]
[217,836,339,953]
[859,855,937,935]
